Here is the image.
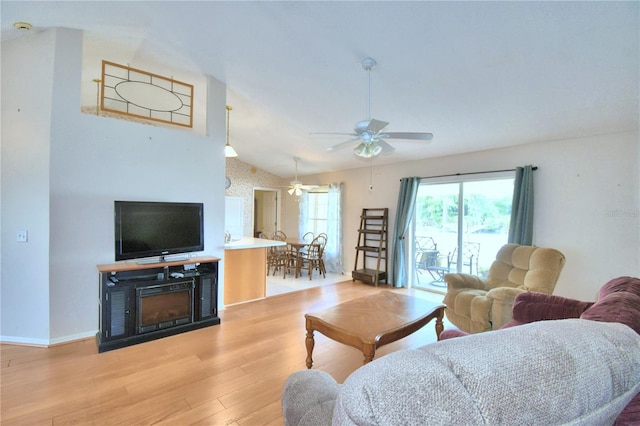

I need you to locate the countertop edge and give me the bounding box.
[224,237,286,250]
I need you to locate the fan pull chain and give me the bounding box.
[369,158,374,191]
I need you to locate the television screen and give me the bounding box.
[115,201,204,261]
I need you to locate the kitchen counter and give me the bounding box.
[223,237,285,305]
[224,237,286,250]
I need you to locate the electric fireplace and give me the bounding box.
[136,281,194,334]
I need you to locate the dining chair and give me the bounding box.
[274,230,287,240]
[259,232,272,272]
[294,232,315,259]
[267,232,287,277]
[269,242,294,278]
[265,243,278,276]
[300,234,327,280]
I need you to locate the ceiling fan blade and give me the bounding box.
[379,132,434,141]
[326,137,362,151]
[376,139,396,153]
[309,132,357,137]
[366,119,389,134]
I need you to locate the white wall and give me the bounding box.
[296,131,639,301]
[0,30,56,343]
[280,186,301,238]
[1,29,227,344]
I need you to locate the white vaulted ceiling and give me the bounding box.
[1,1,638,178]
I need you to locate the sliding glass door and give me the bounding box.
[411,173,514,291]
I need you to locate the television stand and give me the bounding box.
[96,256,220,352]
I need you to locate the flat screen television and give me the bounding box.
[115,201,204,262]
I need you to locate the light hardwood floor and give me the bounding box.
[1,281,446,425]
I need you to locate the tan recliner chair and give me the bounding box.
[443,243,566,334]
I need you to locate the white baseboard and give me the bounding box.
[1,330,98,347]
[0,335,50,346]
[50,330,98,345]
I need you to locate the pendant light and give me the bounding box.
[224,105,238,158]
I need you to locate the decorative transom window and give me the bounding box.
[101,60,193,128]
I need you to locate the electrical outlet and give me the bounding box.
[17,230,28,242]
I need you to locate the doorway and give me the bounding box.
[253,188,280,238]
[411,173,515,292]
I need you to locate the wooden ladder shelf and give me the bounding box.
[352,208,388,286]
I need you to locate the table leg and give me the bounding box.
[362,345,375,364]
[305,328,315,369]
[435,309,444,341]
[296,248,302,278]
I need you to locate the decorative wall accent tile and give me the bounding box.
[225,158,289,236]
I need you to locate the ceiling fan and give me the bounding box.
[287,157,319,196]
[314,58,434,158]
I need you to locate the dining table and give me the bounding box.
[285,238,317,278]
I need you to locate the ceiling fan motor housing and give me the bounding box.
[361,58,377,71]
[355,120,372,132]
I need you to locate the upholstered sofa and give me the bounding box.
[444,243,566,333]
[282,276,640,425]
[441,276,640,425]
[282,321,640,425]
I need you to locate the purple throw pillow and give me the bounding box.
[599,276,640,299]
[581,287,640,425]
[511,292,594,323]
[580,291,640,335]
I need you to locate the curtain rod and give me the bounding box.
[414,166,537,180]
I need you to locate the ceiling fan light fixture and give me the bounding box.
[354,142,382,158]
[224,105,238,158]
[286,157,319,197]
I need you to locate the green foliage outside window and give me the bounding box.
[416,193,512,234]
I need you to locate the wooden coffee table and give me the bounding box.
[304,291,445,368]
